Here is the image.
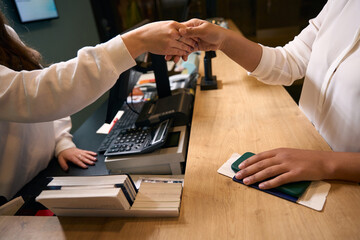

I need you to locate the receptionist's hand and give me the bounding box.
[57,147,97,171]
[180,18,228,52]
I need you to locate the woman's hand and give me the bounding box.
[122,20,197,60]
[169,18,262,72]
[57,147,97,171]
[180,18,227,52]
[234,148,331,189]
[164,18,227,62]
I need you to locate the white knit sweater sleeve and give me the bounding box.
[0,27,136,122]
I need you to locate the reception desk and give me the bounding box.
[1,21,360,240]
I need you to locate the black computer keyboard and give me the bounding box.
[104,119,172,157]
[97,102,144,152]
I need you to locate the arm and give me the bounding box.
[180,6,327,86]
[0,21,195,123]
[179,19,262,72]
[53,117,97,171]
[235,148,360,189]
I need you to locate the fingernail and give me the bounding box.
[243,178,250,184]
[238,163,245,169]
[235,171,242,179]
[259,183,265,189]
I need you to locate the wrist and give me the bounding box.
[320,151,336,179]
[122,27,147,59]
[323,152,360,182]
[218,28,229,52]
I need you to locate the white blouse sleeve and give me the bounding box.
[249,1,330,86]
[0,33,136,123]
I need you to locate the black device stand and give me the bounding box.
[150,53,172,98]
[135,53,194,127]
[201,51,218,90]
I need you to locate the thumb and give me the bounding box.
[179,27,200,38]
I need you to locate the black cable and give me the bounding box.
[125,91,140,115]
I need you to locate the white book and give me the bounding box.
[50,208,180,217]
[131,201,180,208]
[36,176,183,217]
[47,174,137,202]
[47,175,128,186]
[36,188,130,210]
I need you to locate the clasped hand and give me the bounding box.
[165,18,228,62]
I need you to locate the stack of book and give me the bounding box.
[36,174,137,212]
[36,175,183,217]
[131,182,182,211]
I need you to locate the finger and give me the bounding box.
[166,48,190,57]
[172,56,181,63]
[81,154,97,164]
[83,150,97,156]
[172,40,194,53]
[77,154,95,165]
[80,158,96,165]
[58,156,69,172]
[238,151,276,169]
[182,55,188,61]
[82,152,97,161]
[235,156,278,180]
[177,33,197,48]
[165,55,173,61]
[72,155,88,168]
[242,165,286,186]
[179,26,204,39]
[258,172,295,189]
[181,18,203,28]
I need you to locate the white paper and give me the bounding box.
[96,110,124,134]
[96,123,111,134]
[217,153,241,178]
[297,181,331,211]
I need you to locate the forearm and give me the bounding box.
[0,35,135,123]
[220,30,262,72]
[325,152,360,182]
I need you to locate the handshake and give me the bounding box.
[121,18,228,63]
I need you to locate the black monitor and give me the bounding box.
[104,54,171,124]
[105,67,141,123]
[13,0,59,23]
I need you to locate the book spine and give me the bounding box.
[115,184,133,205]
[124,173,138,193]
